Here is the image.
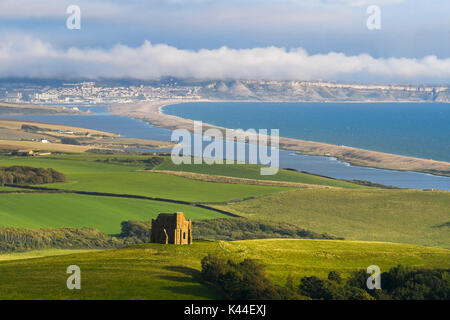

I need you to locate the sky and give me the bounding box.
[0,0,449,83]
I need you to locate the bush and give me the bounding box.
[298,266,450,300]
[21,124,41,132]
[201,254,230,283]
[201,254,288,300]
[341,285,375,300]
[0,227,124,253]
[60,137,81,145]
[118,218,338,243]
[120,221,151,241]
[328,271,342,284]
[381,265,449,300]
[299,277,335,300]
[96,157,164,169]
[193,218,338,241]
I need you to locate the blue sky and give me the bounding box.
[0,0,449,82]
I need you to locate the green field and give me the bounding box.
[155,160,363,188]
[0,239,448,300]
[1,154,449,249]
[0,249,98,261]
[0,156,288,203]
[0,153,449,300]
[0,193,228,234]
[0,186,26,192]
[213,189,450,248]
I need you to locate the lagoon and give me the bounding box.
[4,106,450,190]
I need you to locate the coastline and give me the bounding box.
[110,100,450,177]
[0,117,174,152]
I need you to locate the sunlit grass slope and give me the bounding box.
[0,155,288,203]
[0,239,448,300]
[0,249,97,261]
[213,189,450,248]
[155,160,363,189]
[0,193,227,234]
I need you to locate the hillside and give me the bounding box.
[155,160,363,189]
[212,188,450,248]
[1,153,448,248]
[0,193,227,234]
[196,80,450,102]
[0,119,173,152]
[0,239,448,299]
[0,102,84,115]
[0,151,448,300]
[0,155,289,203]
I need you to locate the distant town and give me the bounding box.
[0,81,202,105]
[0,79,449,105]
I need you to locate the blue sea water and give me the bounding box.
[4,105,450,190]
[163,102,450,162]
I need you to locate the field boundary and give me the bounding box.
[149,169,337,189]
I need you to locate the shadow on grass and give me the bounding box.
[158,265,201,282]
[159,265,221,299]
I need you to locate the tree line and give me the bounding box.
[0,227,124,252]
[95,156,165,169]
[0,218,335,253]
[0,166,66,186]
[201,254,450,300]
[0,225,148,253]
[120,218,339,242]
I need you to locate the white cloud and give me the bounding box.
[0,0,406,18]
[326,0,405,6]
[0,35,449,82]
[0,0,356,29]
[0,0,129,19]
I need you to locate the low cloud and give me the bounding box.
[1,35,449,82]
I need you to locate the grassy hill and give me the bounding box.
[0,193,228,234]
[0,239,448,300]
[1,153,448,249]
[213,189,450,248]
[0,186,24,191]
[0,249,97,261]
[0,152,448,301]
[0,156,289,203]
[155,160,363,189]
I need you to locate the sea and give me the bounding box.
[4,103,450,190]
[164,102,450,162]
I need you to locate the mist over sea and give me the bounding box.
[164,102,450,162]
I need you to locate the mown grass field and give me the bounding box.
[0,193,228,234]
[155,160,363,189]
[0,155,289,203]
[213,189,450,248]
[0,239,448,300]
